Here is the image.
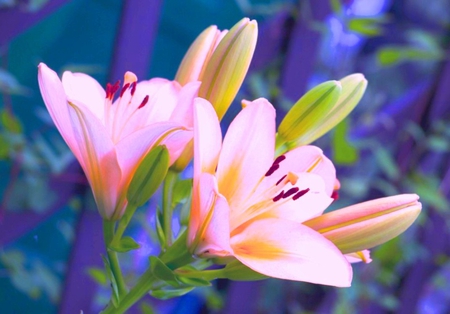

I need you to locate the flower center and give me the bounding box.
[103,72,150,143]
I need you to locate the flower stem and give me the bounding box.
[111,204,138,245]
[103,220,128,298]
[101,268,158,314]
[162,170,178,248]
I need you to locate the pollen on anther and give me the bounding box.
[282,187,300,199]
[273,190,284,202]
[293,188,310,200]
[138,95,149,109]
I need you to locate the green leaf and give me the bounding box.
[330,0,342,14]
[102,255,119,308]
[1,110,22,133]
[377,46,444,66]
[332,119,359,165]
[347,17,384,36]
[109,236,140,253]
[86,267,107,286]
[278,80,342,143]
[149,287,195,300]
[172,179,193,208]
[149,256,180,287]
[427,136,450,152]
[373,146,400,180]
[0,134,10,159]
[223,260,268,281]
[177,276,211,287]
[140,302,156,314]
[155,208,166,247]
[127,145,170,207]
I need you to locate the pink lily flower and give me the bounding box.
[38,63,198,220]
[188,97,352,287]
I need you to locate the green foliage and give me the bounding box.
[87,267,108,286]
[0,250,61,303]
[128,145,170,207]
[332,119,359,165]
[101,255,120,308]
[109,236,140,253]
[347,16,386,37]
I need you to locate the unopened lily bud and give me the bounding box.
[199,18,258,120]
[127,145,170,207]
[303,194,421,254]
[175,26,227,86]
[278,81,342,145]
[300,73,368,145]
[278,74,367,148]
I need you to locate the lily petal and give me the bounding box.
[193,97,222,177]
[170,81,201,128]
[68,100,122,219]
[62,71,105,121]
[262,172,333,223]
[280,146,335,196]
[231,218,352,287]
[217,98,275,211]
[189,173,232,257]
[115,122,186,180]
[37,63,80,159]
[345,250,372,264]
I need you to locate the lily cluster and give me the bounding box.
[38,17,421,312]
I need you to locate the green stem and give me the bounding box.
[175,268,225,281]
[103,220,128,298]
[111,204,138,245]
[102,268,158,314]
[162,170,178,248]
[159,229,195,269]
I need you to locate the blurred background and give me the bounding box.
[0,0,449,313]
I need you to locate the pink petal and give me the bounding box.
[138,79,181,124]
[272,145,336,196]
[231,218,352,287]
[216,98,275,210]
[193,98,222,177]
[117,79,182,139]
[170,81,201,128]
[115,122,186,180]
[189,173,232,257]
[62,71,105,121]
[160,129,193,165]
[259,172,333,224]
[345,250,372,264]
[37,63,80,159]
[68,101,122,220]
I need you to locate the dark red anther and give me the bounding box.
[106,80,121,100]
[120,83,130,97]
[105,82,112,99]
[293,188,310,200]
[331,190,339,201]
[273,190,284,202]
[273,155,286,166]
[265,164,279,177]
[276,174,287,186]
[282,187,300,198]
[130,81,137,96]
[138,95,149,109]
